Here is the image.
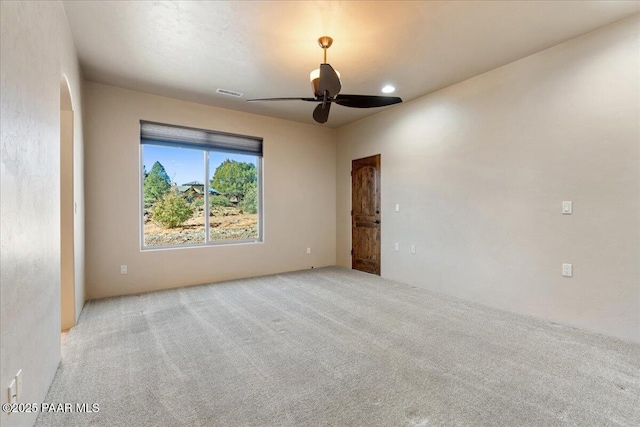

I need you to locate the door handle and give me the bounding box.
[373,220,380,224]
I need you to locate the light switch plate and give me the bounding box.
[15,369,22,399]
[395,204,400,212]
[8,379,16,404]
[394,243,400,252]
[562,201,572,214]
[306,247,311,254]
[562,263,573,277]
[120,265,127,275]
[410,245,416,254]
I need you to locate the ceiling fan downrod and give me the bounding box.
[318,36,333,63]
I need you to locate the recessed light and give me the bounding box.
[381,85,395,94]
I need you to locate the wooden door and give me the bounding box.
[352,154,381,275]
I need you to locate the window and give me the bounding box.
[140,121,262,249]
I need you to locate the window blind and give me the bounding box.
[140,121,263,156]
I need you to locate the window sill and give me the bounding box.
[140,239,263,252]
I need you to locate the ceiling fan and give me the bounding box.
[248,36,402,124]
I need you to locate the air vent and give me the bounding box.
[216,88,243,98]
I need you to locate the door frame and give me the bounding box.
[60,75,75,331]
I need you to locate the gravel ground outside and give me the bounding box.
[144,207,258,246]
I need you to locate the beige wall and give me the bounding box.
[84,82,336,299]
[0,2,85,426]
[337,16,640,343]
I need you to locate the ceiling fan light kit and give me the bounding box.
[248,36,402,124]
[310,67,340,96]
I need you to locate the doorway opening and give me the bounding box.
[60,75,75,332]
[351,154,381,275]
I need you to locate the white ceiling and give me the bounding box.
[62,1,639,128]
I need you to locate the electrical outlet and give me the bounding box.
[306,248,311,255]
[562,263,573,277]
[15,369,22,400]
[120,265,127,275]
[410,245,416,254]
[394,243,400,252]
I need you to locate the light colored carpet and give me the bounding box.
[36,267,639,426]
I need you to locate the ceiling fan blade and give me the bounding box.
[333,94,402,108]
[247,97,317,102]
[318,63,341,98]
[312,102,331,124]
